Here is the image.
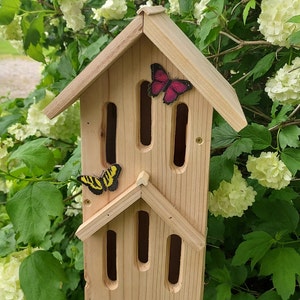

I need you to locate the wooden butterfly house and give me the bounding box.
[44,6,247,300]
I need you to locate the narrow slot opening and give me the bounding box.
[106,230,117,282]
[105,102,117,164]
[139,81,152,147]
[137,211,150,268]
[173,103,188,167]
[167,234,182,286]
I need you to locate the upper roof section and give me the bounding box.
[44,6,247,131]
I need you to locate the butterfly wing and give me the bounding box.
[77,163,122,195]
[101,163,122,191]
[163,79,193,104]
[149,63,170,97]
[77,175,104,195]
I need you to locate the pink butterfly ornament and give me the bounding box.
[148,63,193,104]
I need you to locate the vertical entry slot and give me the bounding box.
[139,81,152,147]
[173,103,188,167]
[105,102,117,164]
[106,230,117,283]
[167,234,182,287]
[137,211,150,269]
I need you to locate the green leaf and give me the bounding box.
[0,112,22,135]
[243,0,256,24]
[58,53,77,81]
[79,35,109,66]
[240,90,262,105]
[260,247,300,300]
[257,290,281,300]
[66,240,84,271]
[179,0,193,15]
[240,123,272,150]
[26,43,46,63]
[253,199,299,234]
[269,102,294,129]
[232,292,256,300]
[209,156,234,191]
[212,123,239,149]
[270,187,299,202]
[0,0,20,25]
[249,52,275,81]
[20,250,66,300]
[56,144,81,181]
[232,231,274,269]
[287,15,300,23]
[8,138,55,176]
[0,224,16,256]
[22,13,45,49]
[281,148,300,176]
[288,31,300,46]
[6,182,63,244]
[279,125,300,149]
[216,282,232,300]
[194,0,224,50]
[222,137,253,160]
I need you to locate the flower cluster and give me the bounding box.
[258,0,300,47]
[265,57,300,105]
[0,137,14,171]
[65,184,82,217]
[193,0,210,24]
[58,0,87,32]
[0,17,23,53]
[246,152,292,190]
[168,0,180,15]
[0,248,33,300]
[8,91,80,142]
[92,0,127,21]
[209,166,257,218]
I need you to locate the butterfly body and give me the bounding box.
[77,163,122,195]
[149,63,193,104]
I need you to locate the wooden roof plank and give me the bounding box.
[142,11,247,131]
[141,182,206,251]
[76,171,205,250]
[76,183,142,241]
[44,14,143,119]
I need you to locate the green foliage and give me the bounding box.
[260,248,300,299]
[6,182,63,244]
[0,0,20,25]
[20,250,67,300]
[0,0,299,299]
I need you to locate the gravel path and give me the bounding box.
[0,56,41,99]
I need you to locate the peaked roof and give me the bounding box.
[76,171,206,251]
[44,6,247,131]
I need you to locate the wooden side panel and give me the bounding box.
[80,35,212,299]
[85,200,205,300]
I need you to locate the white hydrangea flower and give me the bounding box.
[0,17,23,53]
[0,248,34,300]
[0,138,14,171]
[65,184,82,217]
[209,166,257,218]
[92,0,127,21]
[58,0,87,32]
[8,91,80,142]
[258,0,300,47]
[246,152,292,190]
[193,0,210,24]
[265,57,300,105]
[169,0,180,15]
[0,178,8,193]
[139,0,153,9]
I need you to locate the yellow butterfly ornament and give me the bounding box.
[77,164,122,195]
